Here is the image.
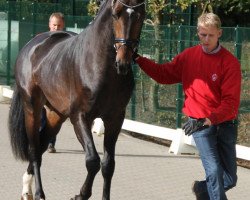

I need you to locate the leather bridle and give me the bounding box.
[112,0,145,53]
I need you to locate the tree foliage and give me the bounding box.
[87,0,99,17]
[177,0,250,13]
[86,0,250,26]
[147,0,167,25]
[146,0,250,25]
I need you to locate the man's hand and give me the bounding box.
[182,118,209,136]
[132,51,140,63]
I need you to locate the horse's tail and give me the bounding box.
[8,85,29,161]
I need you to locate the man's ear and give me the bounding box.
[218,29,222,38]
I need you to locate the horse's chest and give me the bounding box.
[96,78,134,107]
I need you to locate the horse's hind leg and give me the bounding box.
[21,163,34,200]
[21,106,66,200]
[22,96,47,200]
[101,112,125,200]
[39,105,66,152]
[70,114,100,200]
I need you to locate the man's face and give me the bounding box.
[197,25,222,52]
[49,16,64,31]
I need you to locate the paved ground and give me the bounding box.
[0,103,249,200]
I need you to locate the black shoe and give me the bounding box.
[192,181,210,200]
[47,144,56,153]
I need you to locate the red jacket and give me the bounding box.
[136,45,241,125]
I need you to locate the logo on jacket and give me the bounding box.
[212,74,218,81]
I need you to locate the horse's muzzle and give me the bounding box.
[115,61,131,75]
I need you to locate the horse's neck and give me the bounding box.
[84,2,113,47]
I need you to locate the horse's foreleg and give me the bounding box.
[101,139,116,200]
[71,115,100,200]
[101,114,125,200]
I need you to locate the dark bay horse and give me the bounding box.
[8,0,145,199]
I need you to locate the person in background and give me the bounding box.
[49,12,65,32]
[134,12,241,200]
[46,12,65,153]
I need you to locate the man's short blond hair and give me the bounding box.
[49,12,64,22]
[197,13,221,29]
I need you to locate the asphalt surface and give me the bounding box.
[1,103,249,200]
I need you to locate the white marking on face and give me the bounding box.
[126,8,134,15]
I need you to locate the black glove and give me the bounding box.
[182,118,208,136]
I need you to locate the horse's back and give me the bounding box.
[17,31,76,63]
[15,31,76,87]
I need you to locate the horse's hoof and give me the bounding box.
[70,194,85,200]
[21,193,33,200]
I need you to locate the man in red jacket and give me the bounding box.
[134,13,241,200]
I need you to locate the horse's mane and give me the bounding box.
[77,0,113,46]
[96,0,110,16]
[89,0,110,24]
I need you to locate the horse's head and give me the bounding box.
[111,0,145,75]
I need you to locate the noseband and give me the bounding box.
[113,0,145,53]
[114,38,140,52]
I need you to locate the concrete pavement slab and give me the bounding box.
[1,103,249,200]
